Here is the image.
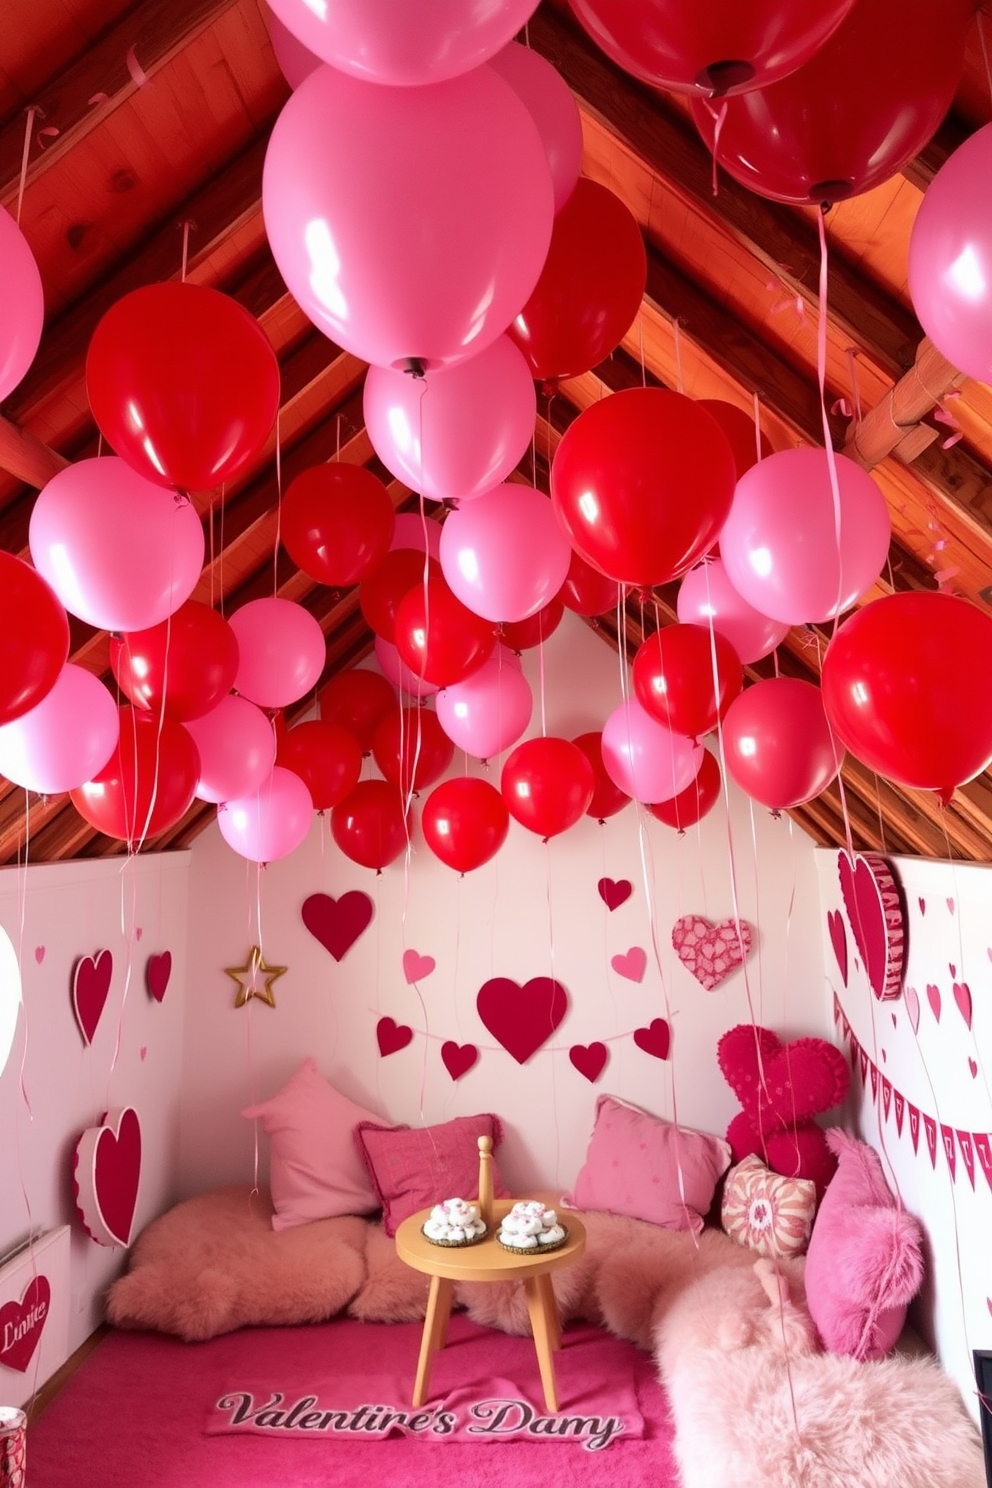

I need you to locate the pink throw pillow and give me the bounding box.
[355,1114,509,1237]
[564,1094,731,1234]
[242,1058,381,1231]
[804,1128,924,1360]
[721,1153,817,1259]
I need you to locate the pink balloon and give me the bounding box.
[267,9,320,88]
[909,123,992,386]
[374,636,439,698]
[262,65,553,371]
[389,512,443,560]
[265,0,538,84]
[229,598,326,708]
[677,557,789,664]
[722,677,843,810]
[218,766,313,863]
[436,652,533,758]
[488,43,584,212]
[28,457,205,632]
[364,336,536,503]
[720,448,891,625]
[185,695,277,804]
[0,664,119,794]
[601,697,702,803]
[0,207,44,403]
[440,483,572,622]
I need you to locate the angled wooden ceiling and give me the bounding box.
[1,0,991,867]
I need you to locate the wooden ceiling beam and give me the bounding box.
[0,415,69,488]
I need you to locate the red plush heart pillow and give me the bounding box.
[726,1111,839,1201]
[718,1024,849,1137]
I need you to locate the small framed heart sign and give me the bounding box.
[0,1275,50,1373]
[73,1107,142,1249]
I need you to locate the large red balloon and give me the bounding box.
[0,553,70,726]
[499,596,564,651]
[551,388,737,587]
[501,736,595,837]
[691,0,974,204]
[508,179,647,384]
[319,668,398,752]
[371,706,454,793]
[359,549,439,643]
[281,463,395,586]
[559,550,626,618]
[109,601,239,722]
[71,709,200,842]
[722,678,843,811]
[821,593,992,805]
[632,623,742,740]
[394,577,496,687]
[572,731,630,820]
[648,748,721,830]
[422,776,510,872]
[330,779,409,870]
[276,719,362,810]
[86,283,280,490]
[696,400,772,481]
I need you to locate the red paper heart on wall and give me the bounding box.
[74,1107,142,1248]
[72,950,113,1045]
[302,892,374,961]
[477,977,568,1064]
[145,951,171,1002]
[0,1275,51,1372]
[827,909,847,985]
[441,1041,478,1080]
[569,1042,608,1082]
[597,878,632,911]
[376,1016,413,1056]
[717,1025,849,1137]
[837,850,905,1002]
[633,1019,671,1060]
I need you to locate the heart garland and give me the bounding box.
[476,977,568,1064]
[302,891,374,961]
[72,950,113,1045]
[672,915,753,991]
[633,1019,671,1060]
[145,951,171,1003]
[73,1107,142,1248]
[376,1017,413,1056]
[0,1275,51,1372]
[569,1042,608,1082]
[836,850,906,1002]
[441,1041,478,1080]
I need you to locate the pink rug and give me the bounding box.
[28,1315,679,1486]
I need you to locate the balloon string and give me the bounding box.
[219,483,227,617]
[815,208,845,633]
[638,319,647,388]
[844,347,863,425]
[979,10,992,107]
[752,391,763,465]
[538,620,547,737]
[673,318,685,394]
[180,219,191,283]
[746,798,766,1026]
[708,100,727,197]
[543,837,563,1191]
[16,792,33,1119]
[16,106,38,226]
[273,408,282,596]
[208,494,216,609]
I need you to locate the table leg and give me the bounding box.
[536,1273,561,1350]
[412,1274,454,1408]
[524,1276,559,1412]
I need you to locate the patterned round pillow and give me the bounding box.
[721,1153,817,1259]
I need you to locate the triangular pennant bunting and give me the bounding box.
[956,1131,975,1189]
[909,1104,920,1153]
[881,1076,892,1122]
[894,1090,905,1136]
[923,1113,938,1169]
[974,1133,992,1194]
[859,1048,869,1084]
[940,1123,957,1181]
[869,1062,879,1099]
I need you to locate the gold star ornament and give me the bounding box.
[225,946,287,1008]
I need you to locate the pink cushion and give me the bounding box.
[242,1059,381,1231]
[721,1153,817,1259]
[804,1128,924,1360]
[354,1114,509,1237]
[564,1094,731,1234]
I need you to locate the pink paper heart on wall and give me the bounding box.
[441,1041,477,1080]
[827,910,847,985]
[953,982,973,1030]
[135,926,143,941]
[477,977,568,1064]
[837,850,905,1002]
[672,915,752,991]
[0,1275,51,1372]
[970,1059,978,1079]
[597,878,632,911]
[946,898,955,915]
[633,1019,671,1060]
[34,946,45,964]
[569,1042,608,1082]
[145,951,171,1003]
[74,1107,142,1248]
[927,984,942,1022]
[302,891,373,961]
[376,1017,413,1057]
[904,985,920,1034]
[139,1046,147,1062]
[611,947,646,982]
[72,950,113,1045]
[402,949,435,984]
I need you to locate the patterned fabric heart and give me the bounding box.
[672,915,752,990]
[717,1023,849,1137]
[836,850,905,1002]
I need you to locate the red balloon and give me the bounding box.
[632,623,742,740]
[0,553,70,726]
[508,179,647,384]
[648,748,721,830]
[109,601,239,722]
[319,668,398,752]
[722,678,843,811]
[422,776,510,872]
[559,550,627,618]
[70,708,200,841]
[86,283,280,490]
[394,576,495,688]
[330,779,409,870]
[498,596,564,651]
[281,463,395,586]
[371,706,454,793]
[501,736,595,837]
[572,731,630,819]
[551,388,737,587]
[359,549,439,642]
[276,719,362,809]
[821,593,992,805]
[696,400,772,481]
[691,0,974,204]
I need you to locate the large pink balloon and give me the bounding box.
[909,124,992,386]
[185,695,277,804]
[389,512,443,560]
[440,484,572,623]
[677,557,789,664]
[720,448,891,625]
[722,677,843,810]
[488,43,583,212]
[229,598,326,708]
[28,458,205,632]
[374,637,440,699]
[265,0,538,85]
[601,697,702,804]
[436,652,533,759]
[262,65,553,371]
[267,10,320,88]
[0,665,119,794]
[0,207,44,403]
[364,336,536,503]
[218,766,313,863]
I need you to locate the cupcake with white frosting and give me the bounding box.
[421,1197,487,1245]
[497,1199,567,1250]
